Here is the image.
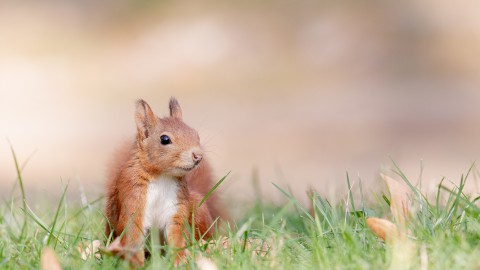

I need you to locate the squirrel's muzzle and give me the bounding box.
[192,152,203,165]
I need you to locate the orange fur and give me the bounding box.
[104,98,227,267]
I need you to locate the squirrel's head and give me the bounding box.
[135,98,203,178]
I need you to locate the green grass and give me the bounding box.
[2,150,480,269]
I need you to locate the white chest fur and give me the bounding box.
[143,175,179,236]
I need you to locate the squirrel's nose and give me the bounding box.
[192,152,203,164]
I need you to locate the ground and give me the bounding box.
[1,154,480,269]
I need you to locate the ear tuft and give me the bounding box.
[169,97,183,119]
[135,99,157,140]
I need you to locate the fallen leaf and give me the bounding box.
[366,217,415,270]
[420,243,428,270]
[41,247,62,270]
[381,173,413,224]
[77,240,102,260]
[201,237,271,257]
[245,238,271,257]
[101,237,144,267]
[389,234,415,270]
[366,217,399,242]
[196,256,219,270]
[102,237,123,255]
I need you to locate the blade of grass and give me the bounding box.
[436,177,445,215]
[445,176,467,224]
[312,194,335,234]
[198,171,230,208]
[390,158,418,195]
[346,172,360,227]
[8,143,27,240]
[272,183,314,223]
[241,230,248,253]
[68,196,103,222]
[200,216,220,241]
[22,203,64,245]
[47,182,69,246]
[346,172,356,213]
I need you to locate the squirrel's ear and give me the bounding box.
[135,99,157,140]
[169,97,183,119]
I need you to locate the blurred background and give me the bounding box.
[1,0,480,204]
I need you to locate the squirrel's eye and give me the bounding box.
[160,135,171,145]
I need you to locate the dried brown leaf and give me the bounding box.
[381,173,413,224]
[366,217,399,242]
[389,234,415,270]
[196,257,219,270]
[77,240,102,260]
[101,237,144,267]
[366,217,415,270]
[103,237,123,255]
[41,247,62,270]
[201,237,271,257]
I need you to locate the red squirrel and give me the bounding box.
[104,98,226,266]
